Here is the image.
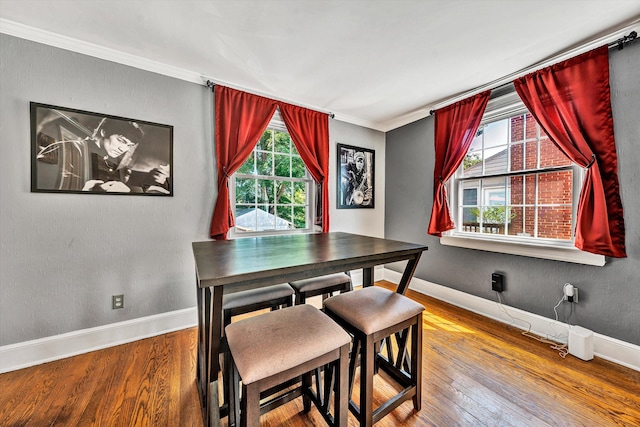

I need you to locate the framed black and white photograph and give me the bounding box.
[337,143,374,209]
[31,102,173,196]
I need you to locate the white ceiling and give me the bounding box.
[1,0,640,131]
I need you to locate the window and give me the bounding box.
[443,87,604,266]
[230,110,316,237]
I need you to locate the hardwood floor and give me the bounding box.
[1,282,639,426]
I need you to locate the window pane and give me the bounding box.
[539,137,571,168]
[235,178,256,203]
[510,114,525,142]
[293,181,306,204]
[291,156,306,178]
[469,129,483,152]
[507,206,532,237]
[462,208,480,232]
[258,205,275,230]
[525,114,538,140]
[257,179,274,204]
[462,187,478,205]
[481,177,506,207]
[509,175,524,206]
[484,149,508,175]
[524,139,538,170]
[276,180,292,204]
[238,153,255,174]
[274,207,292,230]
[256,129,273,151]
[293,206,307,229]
[274,154,290,177]
[525,174,536,205]
[538,170,572,205]
[484,119,508,150]
[510,142,525,172]
[278,205,293,225]
[235,207,257,232]
[274,131,291,153]
[256,151,273,175]
[463,151,483,177]
[538,206,572,240]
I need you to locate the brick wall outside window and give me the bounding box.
[508,114,572,239]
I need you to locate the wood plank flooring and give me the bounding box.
[1,281,639,426]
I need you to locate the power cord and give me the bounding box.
[495,291,568,358]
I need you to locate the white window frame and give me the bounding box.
[441,86,605,266]
[229,110,317,239]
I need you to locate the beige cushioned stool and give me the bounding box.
[289,272,352,305]
[222,283,294,325]
[225,304,351,427]
[221,284,294,421]
[323,286,424,427]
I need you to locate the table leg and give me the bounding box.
[206,286,224,427]
[363,266,374,287]
[396,253,422,295]
[195,282,208,420]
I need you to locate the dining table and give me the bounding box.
[191,231,428,426]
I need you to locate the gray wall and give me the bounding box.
[0,34,215,346]
[385,42,640,346]
[0,34,385,347]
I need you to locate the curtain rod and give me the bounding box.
[204,80,335,119]
[428,29,638,116]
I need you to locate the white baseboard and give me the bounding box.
[383,268,640,372]
[5,265,636,375]
[0,267,385,374]
[0,308,197,374]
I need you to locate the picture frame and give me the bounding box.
[337,143,374,209]
[31,102,173,196]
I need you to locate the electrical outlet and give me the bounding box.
[112,294,125,309]
[570,288,579,303]
[491,273,504,292]
[563,284,578,303]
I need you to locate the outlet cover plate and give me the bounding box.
[112,294,124,309]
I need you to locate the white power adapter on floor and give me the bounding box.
[568,326,594,361]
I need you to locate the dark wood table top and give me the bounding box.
[192,232,427,293]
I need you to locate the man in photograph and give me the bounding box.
[342,151,372,206]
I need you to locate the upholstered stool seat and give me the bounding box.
[323,286,424,426]
[226,304,351,427]
[289,272,352,305]
[220,284,294,421]
[222,283,294,325]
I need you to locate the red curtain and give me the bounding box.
[210,86,331,239]
[279,103,330,232]
[514,46,626,257]
[209,86,277,239]
[428,91,491,237]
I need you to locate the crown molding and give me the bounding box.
[0,18,203,84]
[0,18,386,132]
[4,17,637,134]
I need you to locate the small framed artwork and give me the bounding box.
[31,102,173,196]
[337,143,374,209]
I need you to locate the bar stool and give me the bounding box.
[225,304,351,427]
[323,286,424,426]
[221,284,294,420]
[289,272,352,305]
[222,283,294,326]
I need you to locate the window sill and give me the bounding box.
[440,234,605,266]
